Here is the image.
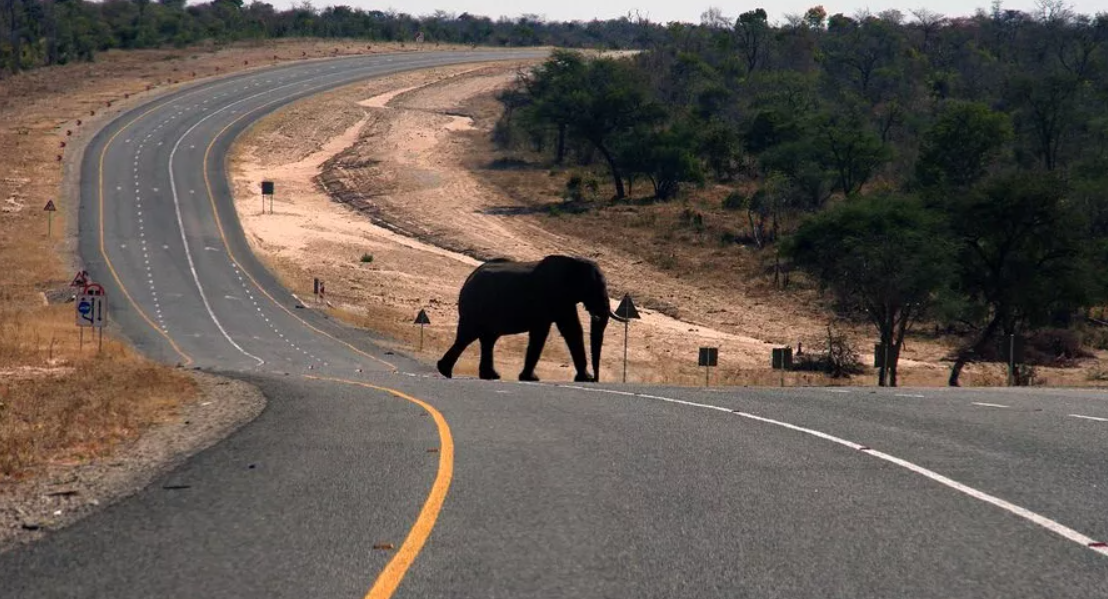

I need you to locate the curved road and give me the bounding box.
[3,51,1108,598]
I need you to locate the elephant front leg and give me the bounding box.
[478,335,501,380]
[519,323,551,382]
[555,314,592,382]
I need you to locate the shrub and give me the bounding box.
[564,175,584,202]
[721,191,746,211]
[360,253,374,263]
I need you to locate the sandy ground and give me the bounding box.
[230,62,1101,387]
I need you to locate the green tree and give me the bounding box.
[519,49,587,164]
[786,194,953,386]
[815,108,890,197]
[915,100,1012,189]
[733,8,769,74]
[562,57,663,198]
[943,173,1093,386]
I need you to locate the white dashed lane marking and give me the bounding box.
[972,402,1011,409]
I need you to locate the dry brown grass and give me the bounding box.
[0,40,454,481]
[0,304,196,479]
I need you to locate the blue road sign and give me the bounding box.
[75,294,104,328]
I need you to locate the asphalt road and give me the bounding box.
[3,50,1108,598]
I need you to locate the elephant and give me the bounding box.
[437,255,626,382]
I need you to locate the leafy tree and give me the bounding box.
[519,50,587,164]
[815,107,890,197]
[733,9,769,74]
[620,126,703,199]
[942,173,1093,386]
[786,194,953,386]
[561,57,663,198]
[915,100,1012,189]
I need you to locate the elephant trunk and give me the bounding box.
[590,311,609,382]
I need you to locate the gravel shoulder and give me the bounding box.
[0,372,265,553]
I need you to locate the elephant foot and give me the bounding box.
[574,372,596,383]
[479,369,501,381]
[436,359,453,379]
[518,371,540,382]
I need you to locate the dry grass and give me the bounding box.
[0,304,196,479]
[0,40,457,481]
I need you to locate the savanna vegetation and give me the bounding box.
[495,3,1108,386]
[0,0,663,75]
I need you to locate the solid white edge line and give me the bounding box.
[168,122,265,366]
[561,385,1108,558]
[1068,414,1108,422]
[152,53,537,367]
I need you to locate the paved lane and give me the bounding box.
[4,50,1107,598]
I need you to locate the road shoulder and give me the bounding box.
[0,371,265,553]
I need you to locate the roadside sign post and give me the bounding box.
[874,343,900,387]
[698,347,718,387]
[614,294,641,383]
[772,347,793,387]
[414,309,431,351]
[1001,334,1024,386]
[261,181,274,214]
[44,200,57,238]
[76,283,106,352]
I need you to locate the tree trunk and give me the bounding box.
[595,142,625,199]
[948,313,1003,387]
[7,0,20,74]
[555,123,566,165]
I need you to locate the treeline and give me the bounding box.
[498,5,1108,386]
[0,0,665,74]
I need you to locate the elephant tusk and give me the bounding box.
[609,310,628,323]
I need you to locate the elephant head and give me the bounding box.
[564,257,626,382]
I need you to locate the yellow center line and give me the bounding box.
[304,375,453,599]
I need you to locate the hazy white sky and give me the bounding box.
[275,0,1106,24]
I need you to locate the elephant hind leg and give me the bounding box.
[438,323,478,379]
[519,323,550,382]
[478,335,500,380]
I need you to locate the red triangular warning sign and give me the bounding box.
[43,200,57,212]
[414,309,431,325]
[70,270,89,287]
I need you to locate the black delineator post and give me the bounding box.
[772,347,792,387]
[623,319,629,383]
[699,347,718,387]
[261,181,274,215]
[614,294,640,384]
[414,309,431,352]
